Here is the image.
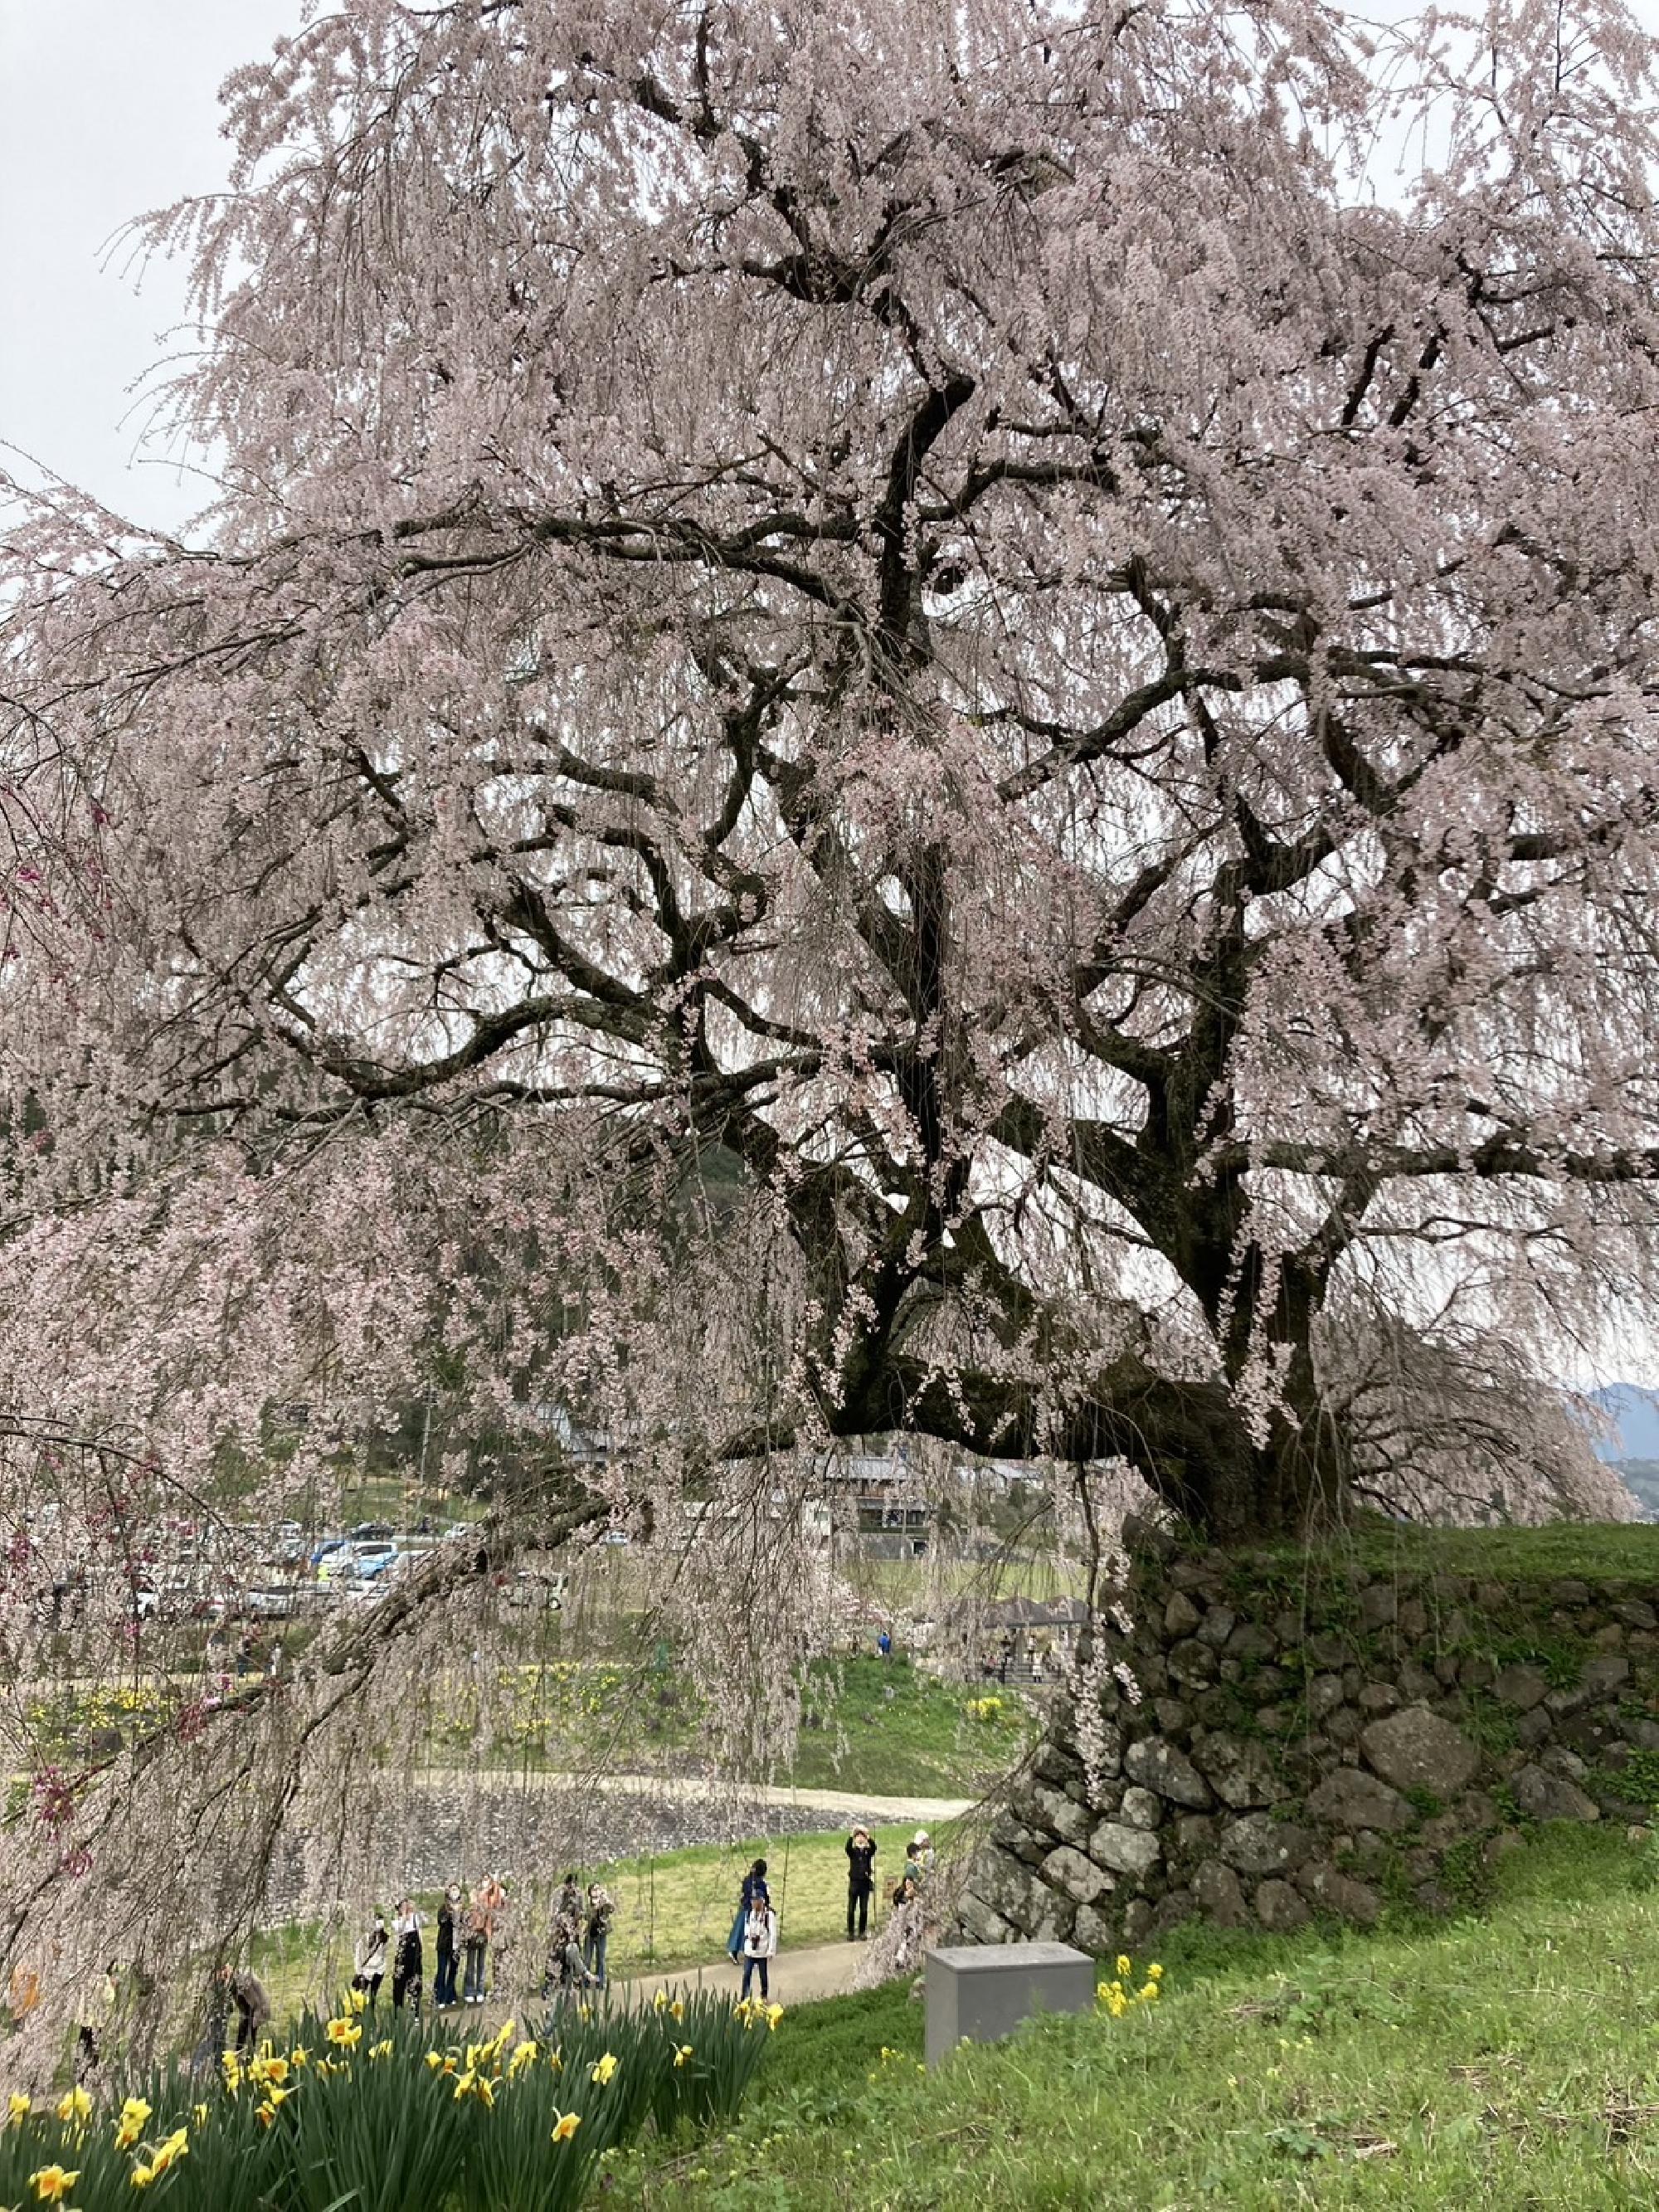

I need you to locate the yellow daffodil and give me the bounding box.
[425,2051,445,2073]
[114,2093,153,2150]
[475,2078,495,2110]
[8,2093,32,2126]
[118,2096,152,2130]
[765,2004,784,2031]
[150,2128,188,2175]
[1115,1954,1131,1977]
[369,2039,393,2062]
[493,2020,516,2052]
[248,2052,289,2088]
[347,1987,368,2015]
[1140,1981,1160,2002]
[131,2162,155,2190]
[325,2018,362,2049]
[548,2048,562,2074]
[551,2111,581,2143]
[673,2044,693,2068]
[669,1999,684,2022]
[1148,1964,1164,1981]
[508,2039,538,2077]
[590,2052,619,2085]
[192,2103,209,2127]
[289,2049,310,2070]
[28,2166,80,2204]
[220,2051,242,2091]
[55,2088,90,2128]
[653,1988,669,2011]
[453,2070,477,2102]
[577,2003,591,2022]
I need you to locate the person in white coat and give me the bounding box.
[739,1895,777,2002]
[353,1912,389,2008]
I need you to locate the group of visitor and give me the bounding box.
[720,1820,936,2003]
[348,1874,510,2013]
[348,1870,615,2015]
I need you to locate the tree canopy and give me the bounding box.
[9,0,1658,1531]
[2,0,1658,2066]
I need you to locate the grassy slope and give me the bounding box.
[787,1657,1033,1798]
[611,1825,1659,2209]
[450,1654,1034,1798]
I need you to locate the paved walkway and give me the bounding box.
[448,1937,887,2024]
[612,1935,883,2010]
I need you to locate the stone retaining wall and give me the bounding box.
[958,1532,1659,1950]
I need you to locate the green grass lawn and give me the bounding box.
[594,1819,942,1974]
[607,1822,1659,2207]
[1238,1516,1659,1586]
[786,1658,1034,1798]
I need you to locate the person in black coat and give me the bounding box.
[433,1883,461,2010]
[845,1826,877,1940]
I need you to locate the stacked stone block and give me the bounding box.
[957,1537,1659,1949]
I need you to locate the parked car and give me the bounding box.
[350,1521,396,1542]
[309,1537,349,1570]
[270,1522,310,1567]
[348,1542,399,1581]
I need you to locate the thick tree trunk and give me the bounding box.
[873,1339,1347,1542]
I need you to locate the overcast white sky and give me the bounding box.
[0,0,306,534]
[6,0,1659,534]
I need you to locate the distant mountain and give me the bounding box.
[1587,1384,1659,1464]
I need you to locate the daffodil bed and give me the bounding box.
[0,1985,780,2212]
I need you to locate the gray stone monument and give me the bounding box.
[923,1941,1095,2068]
